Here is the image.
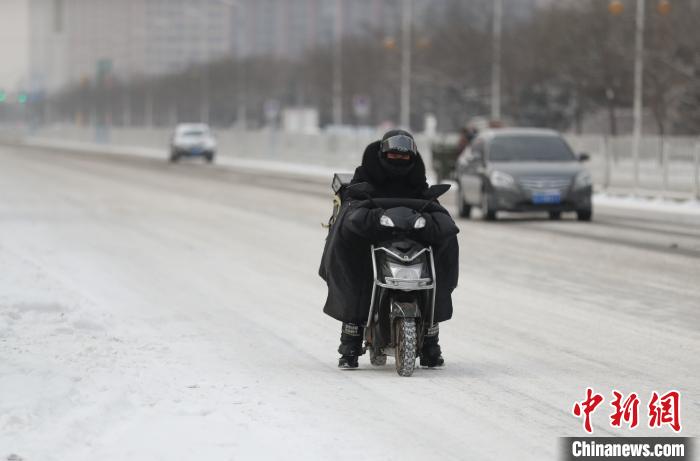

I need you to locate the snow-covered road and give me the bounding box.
[1,145,698,460]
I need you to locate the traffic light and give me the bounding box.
[17,93,28,104]
[383,37,397,50]
[608,0,624,16]
[0,90,6,103]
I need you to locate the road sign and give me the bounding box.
[264,99,281,122]
[352,94,371,120]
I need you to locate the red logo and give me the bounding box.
[610,391,640,429]
[648,390,681,432]
[572,387,604,434]
[573,389,681,433]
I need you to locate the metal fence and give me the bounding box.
[21,124,437,174]
[566,135,700,200]
[6,124,700,200]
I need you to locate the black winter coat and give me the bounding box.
[319,141,460,325]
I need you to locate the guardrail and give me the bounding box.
[567,135,700,200]
[4,125,699,200]
[19,125,435,173]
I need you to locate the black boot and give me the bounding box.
[420,324,444,368]
[338,355,359,369]
[337,323,364,369]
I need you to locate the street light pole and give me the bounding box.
[123,0,133,127]
[400,0,413,129]
[213,0,245,128]
[491,0,502,123]
[332,0,343,126]
[145,82,154,127]
[200,63,210,125]
[235,1,247,129]
[632,0,645,193]
[199,8,211,125]
[192,1,240,125]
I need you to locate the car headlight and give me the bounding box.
[380,215,395,227]
[574,171,593,189]
[414,216,426,229]
[490,171,516,189]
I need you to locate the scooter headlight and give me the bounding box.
[380,215,395,227]
[414,216,426,229]
[387,262,424,280]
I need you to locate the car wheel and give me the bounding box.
[457,184,472,218]
[577,209,593,221]
[169,152,179,163]
[549,211,562,220]
[481,191,497,221]
[205,153,214,163]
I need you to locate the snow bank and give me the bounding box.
[593,193,700,216]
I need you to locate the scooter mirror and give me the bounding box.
[425,184,451,199]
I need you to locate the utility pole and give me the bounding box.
[200,64,210,125]
[400,0,413,129]
[491,0,503,123]
[145,83,154,127]
[236,1,247,129]
[632,0,645,193]
[190,4,212,125]
[123,85,131,127]
[332,0,343,126]
[200,18,210,125]
[123,1,133,127]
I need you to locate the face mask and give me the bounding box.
[379,152,415,177]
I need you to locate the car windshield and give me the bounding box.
[489,135,576,162]
[181,129,206,137]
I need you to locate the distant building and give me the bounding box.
[27,0,439,93]
[28,0,233,92]
[0,0,29,91]
[231,0,426,59]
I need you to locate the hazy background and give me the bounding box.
[0,0,28,89]
[3,0,700,136]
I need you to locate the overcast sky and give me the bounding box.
[0,0,28,90]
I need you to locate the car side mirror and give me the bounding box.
[425,184,451,200]
[578,152,590,162]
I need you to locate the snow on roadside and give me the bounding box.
[22,137,338,180]
[0,245,254,461]
[593,192,700,216]
[0,245,121,459]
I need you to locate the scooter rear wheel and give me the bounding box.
[395,318,417,377]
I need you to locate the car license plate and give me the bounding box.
[532,191,561,204]
[190,147,203,155]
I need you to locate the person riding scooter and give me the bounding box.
[319,130,460,369]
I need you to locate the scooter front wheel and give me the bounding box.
[395,318,417,377]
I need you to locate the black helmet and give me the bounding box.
[378,129,417,177]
